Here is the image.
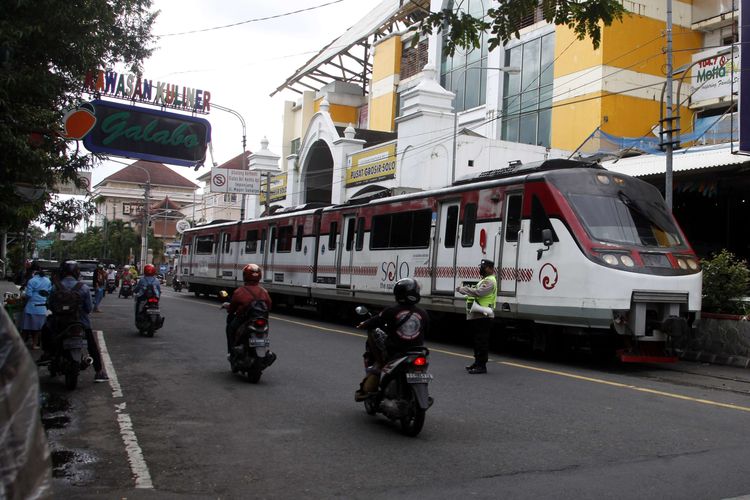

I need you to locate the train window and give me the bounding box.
[345,218,356,251]
[444,206,459,248]
[195,235,214,255]
[355,217,365,251]
[461,204,477,247]
[371,210,431,249]
[328,221,338,250]
[222,233,230,254]
[529,195,558,243]
[277,225,293,253]
[260,229,266,253]
[245,230,258,253]
[505,195,522,242]
[269,227,277,253]
[295,225,304,252]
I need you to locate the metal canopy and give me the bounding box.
[270,0,429,97]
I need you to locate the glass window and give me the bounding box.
[371,210,432,249]
[295,225,304,252]
[245,229,258,253]
[505,194,523,242]
[444,205,459,248]
[260,228,266,253]
[355,218,365,251]
[195,235,214,254]
[328,221,338,250]
[529,195,558,243]
[277,225,293,253]
[269,227,277,253]
[222,233,230,254]
[345,218,356,251]
[461,203,477,247]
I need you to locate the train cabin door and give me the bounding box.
[432,201,460,294]
[336,215,356,288]
[499,192,523,295]
[261,225,273,284]
[216,231,231,279]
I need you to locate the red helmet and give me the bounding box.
[242,263,262,284]
[144,264,156,276]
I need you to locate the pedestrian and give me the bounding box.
[21,261,52,349]
[92,264,106,312]
[456,259,497,374]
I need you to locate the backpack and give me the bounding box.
[238,286,269,321]
[50,282,83,324]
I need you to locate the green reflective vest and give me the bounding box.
[466,274,497,310]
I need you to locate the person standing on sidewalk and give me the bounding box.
[21,261,52,349]
[456,259,497,374]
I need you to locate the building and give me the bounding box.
[256,0,747,259]
[185,151,252,224]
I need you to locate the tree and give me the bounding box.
[0,0,158,232]
[417,0,626,56]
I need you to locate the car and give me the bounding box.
[76,259,100,291]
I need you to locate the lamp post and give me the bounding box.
[131,164,151,271]
[451,66,521,184]
[248,137,281,216]
[211,103,248,219]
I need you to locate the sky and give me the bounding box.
[90,0,380,188]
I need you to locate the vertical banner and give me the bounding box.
[740,0,750,153]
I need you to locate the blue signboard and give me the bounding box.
[740,0,750,153]
[82,100,211,167]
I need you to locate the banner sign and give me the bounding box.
[741,0,750,154]
[82,100,211,167]
[84,69,211,114]
[690,46,739,104]
[210,167,261,195]
[258,174,288,204]
[55,171,91,196]
[345,142,397,187]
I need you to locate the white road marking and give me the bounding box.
[96,331,154,489]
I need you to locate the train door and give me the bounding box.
[499,192,523,295]
[262,225,272,283]
[432,201,460,294]
[336,215,356,288]
[217,231,230,279]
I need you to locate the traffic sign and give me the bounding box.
[210,167,261,195]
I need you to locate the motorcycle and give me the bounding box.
[135,291,164,337]
[119,279,133,298]
[106,278,117,294]
[45,321,93,390]
[220,291,276,383]
[172,276,183,292]
[355,306,433,437]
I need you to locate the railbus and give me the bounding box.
[177,159,702,362]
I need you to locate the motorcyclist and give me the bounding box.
[42,260,108,382]
[106,264,117,289]
[354,278,429,401]
[133,264,161,321]
[225,264,272,357]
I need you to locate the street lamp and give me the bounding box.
[248,137,281,216]
[211,103,249,219]
[130,164,151,271]
[451,66,521,184]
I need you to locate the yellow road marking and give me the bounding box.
[274,315,750,413]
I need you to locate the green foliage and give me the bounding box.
[417,0,626,56]
[0,0,157,231]
[701,249,750,315]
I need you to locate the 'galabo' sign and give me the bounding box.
[81,100,211,167]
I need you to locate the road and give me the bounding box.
[40,288,750,499]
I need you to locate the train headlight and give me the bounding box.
[687,258,699,270]
[677,258,688,270]
[620,255,635,267]
[602,254,619,266]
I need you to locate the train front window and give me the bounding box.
[568,193,682,247]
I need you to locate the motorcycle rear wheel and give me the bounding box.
[364,398,377,416]
[64,366,80,390]
[400,387,426,437]
[246,368,262,383]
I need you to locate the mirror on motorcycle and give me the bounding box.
[355,306,369,316]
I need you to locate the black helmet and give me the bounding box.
[393,278,420,305]
[60,260,80,279]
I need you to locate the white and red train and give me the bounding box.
[177,159,702,362]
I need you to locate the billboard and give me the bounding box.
[79,100,211,167]
[345,142,397,187]
[690,46,739,105]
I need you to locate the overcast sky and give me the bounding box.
[91,0,379,187]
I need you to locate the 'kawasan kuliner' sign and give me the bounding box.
[78,100,211,167]
[345,142,397,187]
[84,69,212,114]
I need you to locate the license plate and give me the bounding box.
[406,372,433,383]
[249,338,268,347]
[147,309,160,315]
[63,338,87,349]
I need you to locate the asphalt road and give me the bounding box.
[39,287,750,499]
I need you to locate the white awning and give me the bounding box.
[602,143,750,177]
[270,0,429,97]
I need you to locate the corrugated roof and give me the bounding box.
[97,160,198,189]
[603,144,750,177]
[151,196,182,211]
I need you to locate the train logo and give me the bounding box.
[381,257,410,283]
[539,263,559,290]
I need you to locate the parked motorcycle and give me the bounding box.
[119,279,133,298]
[172,276,183,292]
[220,291,276,383]
[135,291,164,337]
[45,322,93,390]
[355,306,433,437]
[106,278,117,294]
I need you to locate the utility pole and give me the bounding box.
[664,0,675,211]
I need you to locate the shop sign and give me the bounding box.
[81,100,211,167]
[690,46,739,104]
[258,174,287,204]
[84,69,212,114]
[345,142,396,187]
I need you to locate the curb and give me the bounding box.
[677,349,750,369]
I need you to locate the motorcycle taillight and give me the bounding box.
[254,318,267,328]
[413,356,427,366]
[147,297,159,303]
